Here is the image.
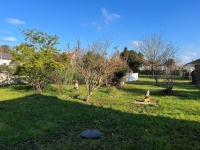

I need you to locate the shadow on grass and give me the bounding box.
[120,86,164,98]
[10,84,32,91]
[126,80,159,87]
[122,76,200,101]
[0,94,200,149]
[171,77,200,100]
[176,79,200,90]
[120,82,164,98]
[0,84,32,91]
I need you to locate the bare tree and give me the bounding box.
[138,32,179,77]
[67,38,125,102]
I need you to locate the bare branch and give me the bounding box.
[138,31,179,76]
[67,37,126,102]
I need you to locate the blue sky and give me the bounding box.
[0,0,200,65]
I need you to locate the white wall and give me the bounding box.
[125,73,138,82]
[0,59,11,65]
[139,65,151,70]
[185,64,195,73]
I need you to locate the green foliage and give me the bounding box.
[110,67,128,85]
[173,69,181,76]
[139,69,152,75]
[172,69,185,77]
[20,29,59,50]
[154,69,165,75]
[72,69,85,84]
[191,70,200,85]
[0,45,12,53]
[11,29,70,91]
[52,67,74,94]
[164,58,175,67]
[55,52,70,67]
[82,51,105,71]
[0,65,10,72]
[120,47,144,72]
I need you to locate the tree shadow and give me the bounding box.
[122,76,200,101]
[10,84,32,91]
[126,80,158,86]
[120,83,164,98]
[0,94,200,149]
[170,77,200,100]
[0,84,32,91]
[120,87,151,96]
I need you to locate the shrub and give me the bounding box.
[173,69,184,76]
[139,70,151,75]
[0,65,10,72]
[191,70,200,85]
[72,70,85,84]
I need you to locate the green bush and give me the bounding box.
[139,69,165,76]
[191,70,200,85]
[0,65,10,72]
[173,69,186,76]
[154,69,165,75]
[72,70,85,84]
[139,70,151,75]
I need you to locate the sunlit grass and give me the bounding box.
[0,85,32,101]
[0,75,200,149]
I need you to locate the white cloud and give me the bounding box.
[81,8,120,31]
[186,52,197,56]
[181,56,190,60]
[100,8,121,25]
[132,40,142,47]
[97,26,102,31]
[101,8,121,21]
[179,44,200,64]
[2,37,16,42]
[5,18,25,25]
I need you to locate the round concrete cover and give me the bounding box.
[81,129,102,139]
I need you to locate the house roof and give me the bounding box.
[68,52,75,59]
[1,53,12,60]
[143,60,151,65]
[183,58,200,66]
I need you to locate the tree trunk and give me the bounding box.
[151,65,155,78]
[85,91,92,102]
[152,71,154,78]
[155,75,159,86]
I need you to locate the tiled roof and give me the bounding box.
[1,53,12,60]
[68,52,75,59]
[184,58,200,66]
[143,60,150,65]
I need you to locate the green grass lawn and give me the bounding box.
[0,76,200,150]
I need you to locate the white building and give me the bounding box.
[0,52,12,65]
[124,72,138,82]
[183,58,200,74]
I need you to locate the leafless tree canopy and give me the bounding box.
[67,38,125,102]
[138,32,179,76]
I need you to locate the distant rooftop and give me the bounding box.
[184,58,200,66]
[1,53,12,60]
[68,52,75,59]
